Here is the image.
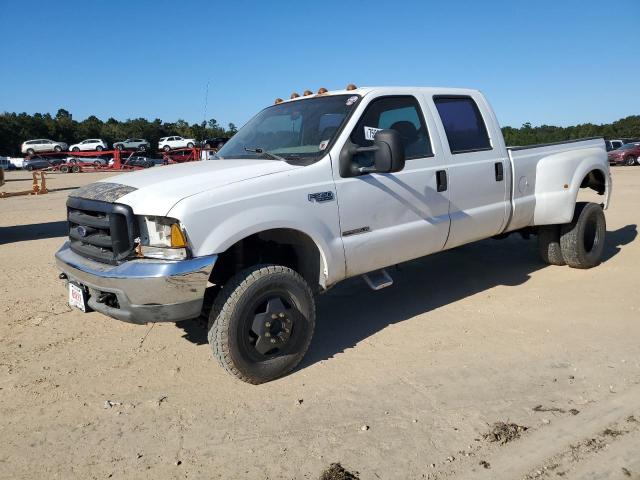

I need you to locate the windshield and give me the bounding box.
[214,94,360,164]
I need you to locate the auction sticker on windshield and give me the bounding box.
[68,283,87,312]
[364,126,382,141]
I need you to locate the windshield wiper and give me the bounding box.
[244,147,286,161]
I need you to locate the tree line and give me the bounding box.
[0,109,238,156]
[501,115,640,146]
[0,109,638,157]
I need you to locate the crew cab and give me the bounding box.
[55,86,611,384]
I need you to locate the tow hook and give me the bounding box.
[58,273,68,280]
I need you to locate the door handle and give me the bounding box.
[436,170,447,192]
[495,162,504,181]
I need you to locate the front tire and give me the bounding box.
[560,202,606,269]
[538,225,565,265]
[96,146,103,151]
[72,147,80,152]
[54,145,62,152]
[187,142,194,148]
[163,145,171,152]
[207,265,315,384]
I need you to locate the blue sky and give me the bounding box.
[1,0,638,129]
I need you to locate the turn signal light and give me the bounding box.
[170,224,188,248]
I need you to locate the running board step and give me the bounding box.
[362,268,393,291]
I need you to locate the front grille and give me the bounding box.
[66,197,138,264]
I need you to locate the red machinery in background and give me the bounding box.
[25,145,215,173]
[162,146,217,164]
[27,149,148,172]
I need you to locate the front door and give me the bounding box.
[332,94,451,278]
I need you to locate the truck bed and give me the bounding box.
[504,137,609,232]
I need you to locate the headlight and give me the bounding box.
[136,216,189,260]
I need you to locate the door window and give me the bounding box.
[350,96,432,167]
[433,96,491,153]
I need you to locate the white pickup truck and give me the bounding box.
[55,86,611,384]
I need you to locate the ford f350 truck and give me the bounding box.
[55,86,611,384]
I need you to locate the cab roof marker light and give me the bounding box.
[290,92,300,99]
[303,90,313,96]
[346,83,357,91]
[274,98,284,104]
[317,87,328,95]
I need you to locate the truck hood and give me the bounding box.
[93,159,298,215]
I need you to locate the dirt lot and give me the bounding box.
[1,168,639,480]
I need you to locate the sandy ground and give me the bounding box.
[0,167,639,480]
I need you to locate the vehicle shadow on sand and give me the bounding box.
[0,221,69,245]
[177,225,636,354]
[301,224,636,368]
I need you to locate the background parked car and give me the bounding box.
[608,143,640,166]
[158,136,196,151]
[21,139,68,155]
[123,156,155,168]
[113,138,150,151]
[0,158,17,171]
[23,158,54,171]
[69,139,107,152]
[65,156,109,166]
[201,137,229,149]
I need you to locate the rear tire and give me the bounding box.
[60,165,70,173]
[116,144,124,151]
[163,145,171,152]
[538,225,565,265]
[96,146,103,151]
[72,147,80,152]
[207,264,315,384]
[26,148,35,155]
[54,145,62,152]
[26,165,34,171]
[187,142,194,148]
[560,202,606,269]
[71,165,81,173]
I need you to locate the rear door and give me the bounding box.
[332,94,451,277]
[430,95,510,248]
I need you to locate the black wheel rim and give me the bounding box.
[239,292,306,361]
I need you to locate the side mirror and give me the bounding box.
[339,129,406,177]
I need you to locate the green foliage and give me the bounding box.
[1,109,638,156]
[0,110,237,156]
[501,116,640,146]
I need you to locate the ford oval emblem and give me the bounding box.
[77,226,88,237]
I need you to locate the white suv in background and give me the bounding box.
[158,136,196,151]
[21,139,68,155]
[69,139,108,152]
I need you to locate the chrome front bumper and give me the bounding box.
[55,242,217,324]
